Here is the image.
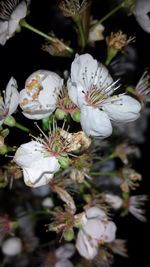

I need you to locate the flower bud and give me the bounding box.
[55,108,67,120]
[58,155,70,169]
[63,228,74,241]
[71,109,80,122]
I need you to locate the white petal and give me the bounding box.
[84,219,106,240]
[80,105,112,137]
[134,0,150,33]
[103,95,141,122]
[9,1,27,37]
[23,156,60,187]
[86,207,107,220]
[39,71,63,109]
[14,141,44,168]
[55,244,75,259]
[102,221,117,243]
[5,77,19,115]
[67,78,79,107]
[55,260,74,267]
[76,230,98,260]
[0,21,8,45]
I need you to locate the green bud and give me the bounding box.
[55,108,67,120]
[71,109,80,122]
[1,128,9,138]
[63,228,74,241]
[58,155,70,169]
[0,144,8,155]
[4,116,16,127]
[42,115,53,131]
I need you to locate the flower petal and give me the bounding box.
[14,141,44,168]
[76,230,98,260]
[102,221,117,243]
[102,95,141,122]
[9,1,27,37]
[38,71,63,109]
[84,219,106,240]
[0,21,8,45]
[86,207,107,220]
[80,106,112,137]
[55,244,75,259]
[55,259,74,267]
[5,77,19,115]
[134,0,150,33]
[23,156,60,187]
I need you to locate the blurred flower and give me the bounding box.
[108,239,128,257]
[0,0,28,45]
[42,197,54,208]
[19,70,63,120]
[59,0,89,18]
[104,194,123,210]
[89,21,104,43]
[115,142,140,165]
[68,54,141,137]
[0,77,19,126]
[128,195,148,222]
[134,71,150,102]
[76,206,116,259]
[1,237,22,256]
[134,0,150,33]
[120,167,142,192]
[44,243,75,267]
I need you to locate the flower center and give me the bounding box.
[56,85,77,113]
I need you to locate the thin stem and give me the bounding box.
[15,122,30,132]
[90,1,125,30]
[20,19,74,54]
[90,171,117,176]
[75,17,86,49]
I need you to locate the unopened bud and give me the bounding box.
[58,155,70,169]
[55,108,67,120]
[71,109,80,122]
[63,228,74,241]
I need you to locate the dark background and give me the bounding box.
[0,0,150,266]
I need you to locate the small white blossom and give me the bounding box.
[2,237,22,256]
[14,140,60,187]
[0,0,28,45]
[105,194,123,210]
[14,125,78,187]
[20,70,63,120]
[68,54,141,137]
[76,207,117,260]
[128,195,148,222]
[89,22,105,42]
[0,77,19,125]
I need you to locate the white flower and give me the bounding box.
[14,126,77,187]
[105,194,123,210]
[19,70,63,120]
[14,140,60,187]
[128,195,148,222]
[68,54,141,137]
[0,0,28,45]
[134,0,150,33]
[76,207,117,260]
[89,22,105,42]
[2,237,22,256]
[55,243,75,267]
[0,77,19,126]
